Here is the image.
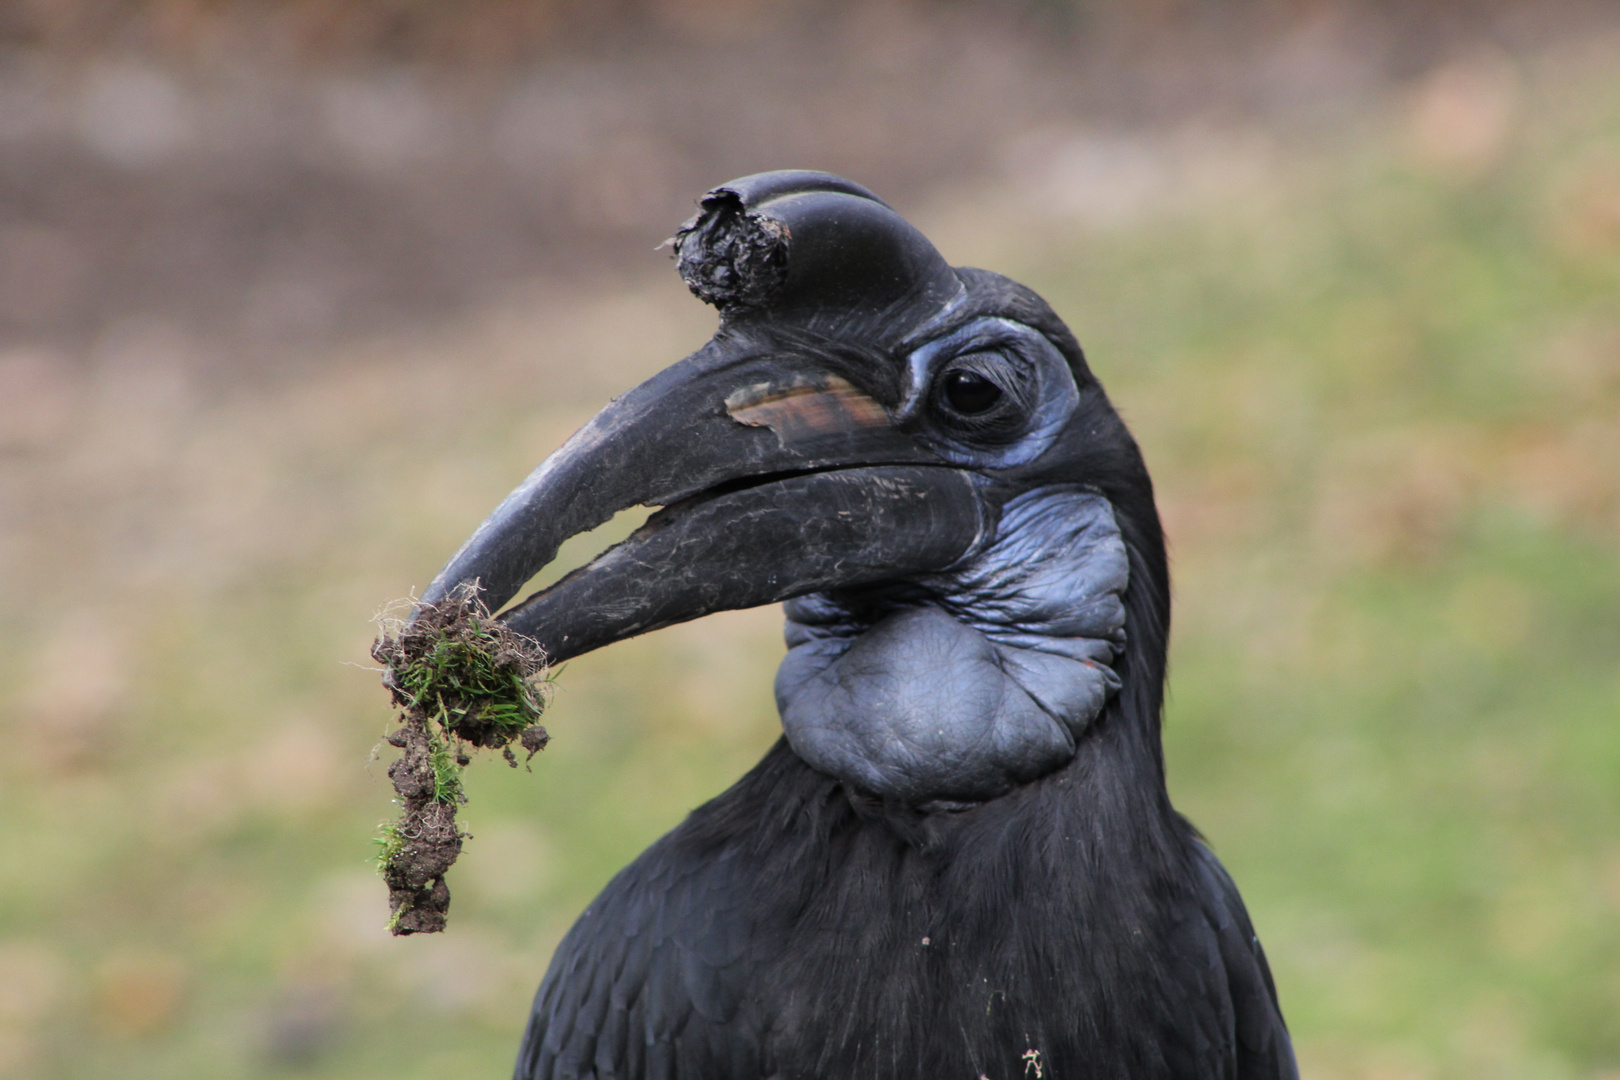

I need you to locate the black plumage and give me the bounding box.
[419,172,1298,1080]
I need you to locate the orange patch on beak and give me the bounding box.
[725,375,889,446]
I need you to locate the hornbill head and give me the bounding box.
[423,171,1167,810]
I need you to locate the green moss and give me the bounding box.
[371,820,407,872]
[428,731,464,804]
[371,585,552,934]
[380,596,551,750]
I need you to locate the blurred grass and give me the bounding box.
[2,31,1619,1080]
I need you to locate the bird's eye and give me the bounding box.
[943,370,1003,415]
[927,350,1038,445]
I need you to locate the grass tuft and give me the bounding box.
[369,584,552,934]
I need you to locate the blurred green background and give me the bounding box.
[1,1,1618,1077]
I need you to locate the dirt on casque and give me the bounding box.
[371,586,551,935]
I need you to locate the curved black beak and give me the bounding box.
[419,170,992,663]
[420,336,987,663]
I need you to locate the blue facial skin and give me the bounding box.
[899,317,1081,470]
[774,319,1128,809]
[776,487,1128,808]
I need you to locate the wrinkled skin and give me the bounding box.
[779,486,1128,807]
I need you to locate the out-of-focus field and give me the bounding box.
[2,14,1620,1080]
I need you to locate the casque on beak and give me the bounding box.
[419,172,991,664]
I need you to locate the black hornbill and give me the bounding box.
[420,171,1298,1080]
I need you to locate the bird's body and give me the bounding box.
[521,741,1292,1080]
[417,171,1298,1080]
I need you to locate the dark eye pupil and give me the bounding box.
[944,370,1002,415]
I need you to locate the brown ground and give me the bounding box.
[372,587,549,934]
[1,0,1609,387]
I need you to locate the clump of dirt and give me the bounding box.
[371,585,551,935]
[675,189,791,314]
